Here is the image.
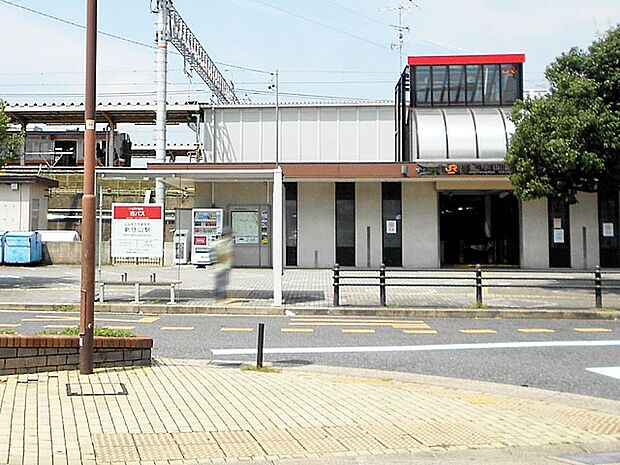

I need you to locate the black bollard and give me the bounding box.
[257,323,265,368]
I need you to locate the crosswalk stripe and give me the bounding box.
[341,329,375,334]
[460,329,497,334]
[574,328,612,333]
[518,328,555,333]
[403,329,438,335]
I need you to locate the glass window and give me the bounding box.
[415,66,432,106]
[285,182,297,266]
[432,66,449,105]
[467,65,483,104]
[336,183,355,266]
[448,65,466,105]
[484,64,500,105]
[501,63,520,105]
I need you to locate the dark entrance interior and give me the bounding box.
[54,140,77,166]
[440,191,520,266]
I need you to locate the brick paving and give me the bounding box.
[0,358,619,464]
[1,265,620,310]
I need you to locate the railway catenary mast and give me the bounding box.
[153,0,239,204]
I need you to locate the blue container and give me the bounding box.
[3,231,43,264]
[0,232,5,264]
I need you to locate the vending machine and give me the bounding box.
[191,208,223,266]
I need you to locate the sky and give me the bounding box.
[1,0,619,143]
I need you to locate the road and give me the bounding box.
[1,310,619,401]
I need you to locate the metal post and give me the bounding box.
[379,263,386,307]
[256,323,265,368]
[595,265,603,308]
[475,264,483,307]
[155,0,168,206]
[333,264,340,306]
[170,283,176,304]
[134,283,140,304]
[79,0,97,375]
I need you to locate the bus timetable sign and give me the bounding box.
[111,203,164,258]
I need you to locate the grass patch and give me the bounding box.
[55,304,75,312]
[467,301,489,309]
[37,326,136,338]
[0,329,16,335]
[240,365,282,374]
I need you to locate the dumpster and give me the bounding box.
[3,231,43,264]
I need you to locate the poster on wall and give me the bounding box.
[553,228,565,244]
[386,220,397,234]
[111,203,163,258]
[603,222,615,237]
[232,211,259,244]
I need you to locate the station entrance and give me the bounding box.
[439,191,520,267]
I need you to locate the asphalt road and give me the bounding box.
[1,310,619,401]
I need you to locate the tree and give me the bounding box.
[0,101,22,166]
[506,25,620,204]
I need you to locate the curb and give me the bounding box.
[0,302,618,320]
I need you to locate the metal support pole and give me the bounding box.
[256,323,265,368]
[170,283,176,304]
[475,264,483,307]
[134,283,140,303]
[595,265,603,309]
[79,0,97,375]
[333,264,340,306]
[155,0,168,206]
[379,263,386,307]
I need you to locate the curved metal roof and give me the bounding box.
[411,107,514,161]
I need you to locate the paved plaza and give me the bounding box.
[1,359,619,465]
[0,265,619,311]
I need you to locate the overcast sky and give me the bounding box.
[1,0,619,141]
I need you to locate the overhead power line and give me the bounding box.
[0,0,270,75]
[249,0,393,51]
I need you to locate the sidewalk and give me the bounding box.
[1,359,619,465]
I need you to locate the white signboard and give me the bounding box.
[386,220,397,235]
[553,228,565,244]
[111,203,163,258]
[232,211,259,244]
[603,222,615,237]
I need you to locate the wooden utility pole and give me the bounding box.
[80,0,97,374]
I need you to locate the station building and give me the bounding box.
[6,53,617,272]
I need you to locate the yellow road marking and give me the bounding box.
[43,324,76,329]
[403,329,438,335]
[105,326,136,331]
[137,316,160,324]
[220,327,254,332]
[281,328,314,333]
[518,328,555,333]
[341,329,375,334]
[574,328,612,333]
[391,324,431,329]
[160,326,194,331]
[291,322,425,327]
[292,318,424,324]
[0,323,20,328]
[25,315,160,324]
[460,329,497,334]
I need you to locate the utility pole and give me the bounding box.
[269,70,279,164]
[155,0,168,206]
[381,1,419,69]
[80,0,97,375]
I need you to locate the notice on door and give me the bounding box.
[386,220,397,235]
[553,228,565,244]
[603,222,615,237]
[111,203,163,258]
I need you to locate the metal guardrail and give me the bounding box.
[332,264,620,308]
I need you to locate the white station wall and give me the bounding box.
[209,104,395,163]
[298,182,335,268]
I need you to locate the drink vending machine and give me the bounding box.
[191,208,223,266]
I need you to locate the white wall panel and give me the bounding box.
[319,108,338,161]
[299,108,319,162]
[241,108,261,162]
[338,108,358,162]
[280,108,300,162]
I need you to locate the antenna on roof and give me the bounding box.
[381,1,420,70]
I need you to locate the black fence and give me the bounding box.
[332,264,620,309]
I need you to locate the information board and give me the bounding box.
[232,211,259,244]
[111,203,163,258]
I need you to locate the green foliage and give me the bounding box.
[240,365,282,373]
[506,26,620,203]
[0,102,22,166]
[37,326,136,338]
[0,329,16,335]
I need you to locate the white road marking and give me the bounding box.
[211,339,620,356]
[586,366,620,380]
